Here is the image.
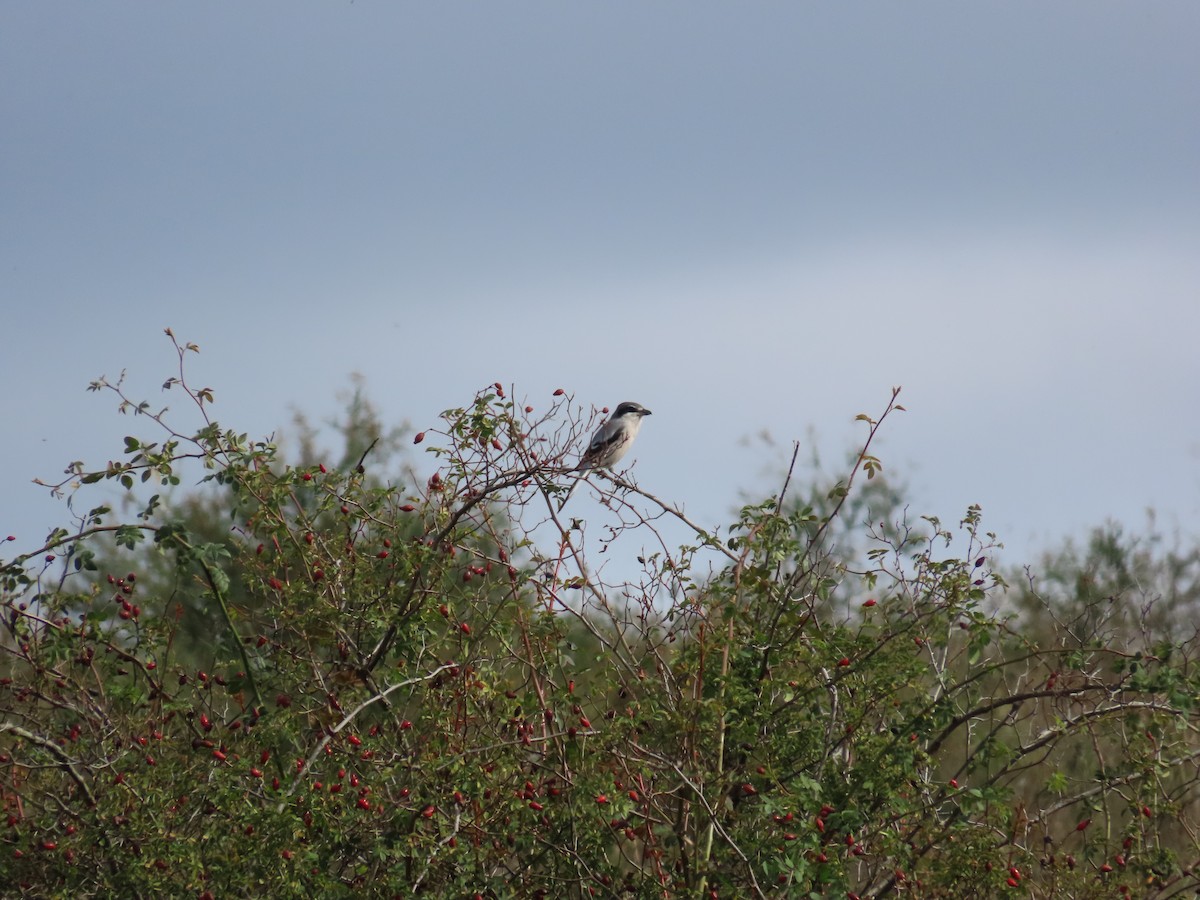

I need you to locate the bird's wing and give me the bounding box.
[581,419,629,466]
[588,418,623,452]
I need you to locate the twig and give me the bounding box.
[283,663,457,799]
[0,722,97,808]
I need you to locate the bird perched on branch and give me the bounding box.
[559,401,652,509]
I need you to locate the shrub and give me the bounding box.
[2,334,1197,898]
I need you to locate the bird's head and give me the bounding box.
[612,401,652,419]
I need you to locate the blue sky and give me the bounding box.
[3,2,1198,569]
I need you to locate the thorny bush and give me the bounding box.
[2,333,1198,898]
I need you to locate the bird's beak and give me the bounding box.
[642,409,652,416]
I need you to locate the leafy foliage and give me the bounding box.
[1,334,1198,898]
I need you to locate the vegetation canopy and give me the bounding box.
[2,332,1198,899]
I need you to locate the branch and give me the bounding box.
[0,722,97,808]
[4,524,158,569]
[283,663,457,799]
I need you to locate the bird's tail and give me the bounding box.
[558,475,583,511]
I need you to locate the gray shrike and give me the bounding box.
[559,401,652,508]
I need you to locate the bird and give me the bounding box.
[559,401,652,509]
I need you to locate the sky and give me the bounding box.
[3,2,1199,574]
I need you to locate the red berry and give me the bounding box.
[413,432,425,444]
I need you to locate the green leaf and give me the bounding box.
[115,525,146,550]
